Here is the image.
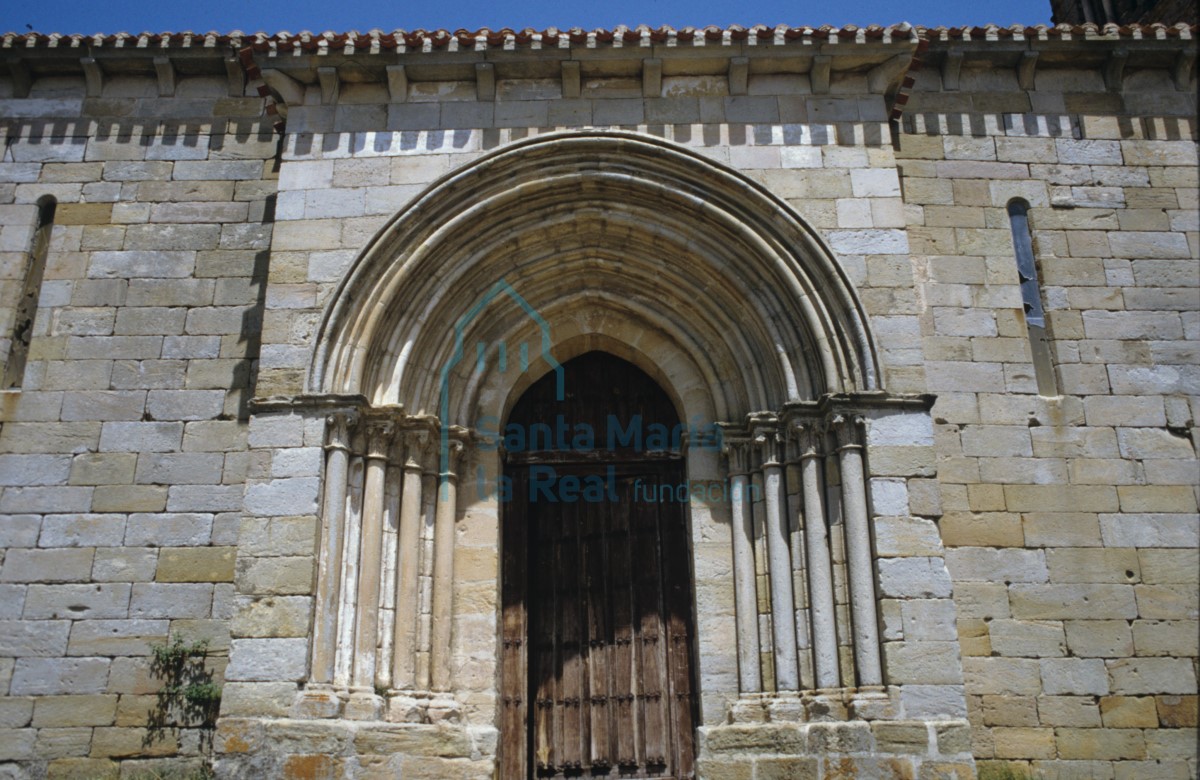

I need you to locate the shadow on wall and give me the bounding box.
[235,192,276,422]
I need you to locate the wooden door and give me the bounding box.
[499,353,698,780]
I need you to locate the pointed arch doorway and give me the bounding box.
[499,352,698,779]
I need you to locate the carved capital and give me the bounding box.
[441,436,466,478]
[788,418,823,460]
[402,428,432,471]
[365,420,395,461]
[325,411,358,453]
[722,438,751,476]
[830,414,864,451]
[753,428,783,468]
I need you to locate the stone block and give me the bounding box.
[46,757,121,778]
[871,478,910,515]
[827,229,908,255]
[172,160,264,180]
[237,517,317,558]
[129,583,213,618]
[883,642,963,685]
[1100,695,1159,728]
[89,250,196,279]
[1144,728,1198,760]
[0,454,72,486]
[874,516,943,557]
[38,515,126,548]
[1118,486,1197,513]
[982,695,1038,727]
[0,620,71,657]
[0,698,32,729]
[1137,549,1199,584]
[0,486,94,514]
[145,389,226,421]
[877,557,952,599]
[243,477,320,517]
[91,485,167,513]
[0,726,36,761]
[225,638,309,681]
[235,556,314,596]
[31,695,119,728]
[1057,727,1147,760]
[1046,548,1140,584]
[133,452,224,485]
[1037,695,1102,728]
[270,447,323,478]
[98,422,184,453]
[988,619,1066,658]
[155,547,236,583]
[0,548,96,583]
[9,657,110,695]
[247,415,306,448]
[1064,620,1135,658]
[124,513,213,546]
[898,685,967,719]
[166,484,245,513]
[945,548,1047,584]
[1100,514,1198,548]
[230,595,313,638]
[32,726,93,759]
[65,619,168,657]
[1108,658,1197,695]
[68,453,137,486]
[112,307,187,337]
[992,727,1056,759]
[90,726,179,758]
[871,721,927,753]
[1010,584,1137,620]
[1003,485,1118,513]
[1155,695,1198,728]
[0,516,41,550]
[1082,311,1183,341]
[1040,658,1110,695]
[1120,140,1197,166]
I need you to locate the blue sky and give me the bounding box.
[5,0,1053,36]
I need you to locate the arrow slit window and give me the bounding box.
[3,196,55,389]
[1008,198,1058,397]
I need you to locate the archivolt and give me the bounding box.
[311,130,880,422]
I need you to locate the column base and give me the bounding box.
[727,686,895,724]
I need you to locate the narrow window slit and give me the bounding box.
[3,196,56,389]
[1007,198,1058,397]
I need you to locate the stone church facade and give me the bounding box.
[0,10,1196,780]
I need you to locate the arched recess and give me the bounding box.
[310,129,882,418]
[301,130,902,731]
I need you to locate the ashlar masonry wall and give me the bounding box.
[0,59,279,777]
[900,35,1198,779]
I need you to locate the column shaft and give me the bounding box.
[763,459,799,691]
[838,421,883,687]
[353,426,391,687]
[392,444,425,690]
[334,456,363,686]
[801,448,839,689]
[729,471,761,693]
[430,466,458,691]
[311,414,352,685]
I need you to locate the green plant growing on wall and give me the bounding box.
[144,637,222,776]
